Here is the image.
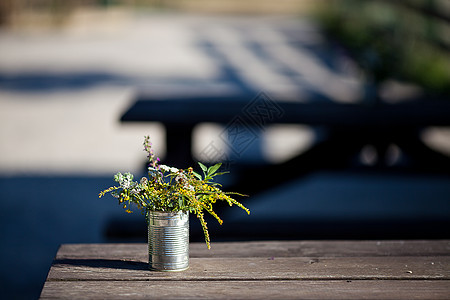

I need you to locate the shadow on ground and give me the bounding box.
[1,170,450,299]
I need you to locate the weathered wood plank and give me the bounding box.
[191,240,450,258]
[41,241,450,299]
[56,240,450,260]
[40,280,450,299]
[47,256,450,281]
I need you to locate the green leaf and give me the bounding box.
[198,162,207,173]
[193,171,202,180]
[214,171,229,177]
[207,163,222,177]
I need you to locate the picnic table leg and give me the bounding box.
[164,123,195,168]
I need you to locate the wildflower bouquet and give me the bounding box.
[99,136,250,249]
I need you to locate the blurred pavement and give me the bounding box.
[0,10,449,299]
[0,12,365,175]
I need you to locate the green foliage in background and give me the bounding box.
[316,0,450,95]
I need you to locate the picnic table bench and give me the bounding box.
[120,93,450,194]
[40,240,450,299]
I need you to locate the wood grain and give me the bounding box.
[57,240,450,259]
[40,241,450,299]
[47,256,450,281]
[40,280,450,299]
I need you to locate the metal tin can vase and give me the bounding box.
[148,210,189,271]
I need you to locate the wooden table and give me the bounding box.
[40,240,450,299]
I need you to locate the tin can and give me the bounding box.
[148,211,189,271]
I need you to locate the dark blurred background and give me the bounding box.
[1,0,449,299]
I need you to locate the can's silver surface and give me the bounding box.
[148,211,189,271]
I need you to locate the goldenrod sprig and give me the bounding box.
[99,136,250,249]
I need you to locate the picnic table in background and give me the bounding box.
[120,92,450,195]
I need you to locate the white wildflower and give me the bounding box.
[114,172,134,189]
[130,185,142,194]
[159,165,179,173]
[175,173,187,183]
[114,172,123,183]
[140,177,148,185]
[159,164,170,172]
[122,173,134,189]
